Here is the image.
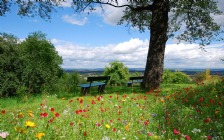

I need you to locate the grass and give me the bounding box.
[0,79,223,140]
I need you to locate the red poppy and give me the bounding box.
[96,123,101,127]
[48,118,54,123]
[40,112,48,117]
[55,112,60,117]
[199,97,204,102]
[173,129,180,135]
[209,99,214,104]
[80,99,83,104]
[69,100,73,103]
[97,96,102,101]
[147,132,152,136]
[70,122,74,126]
[207,136,212,139]
[185,135,191,140]
[83,131,87,136]
[1,110,6,114]
[92,100,96,104]
[76,110,80,114]
[203,118,211,123]
[109,95,112,99]
[18,114,23,118]
[113,128,116,132]
[50,108,54,112]
[144,120,149,125]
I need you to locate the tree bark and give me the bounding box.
[141,0,169,90]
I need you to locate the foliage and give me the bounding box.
[0,32,63,97]
[162,69,192,84]
[0,33,22,97]
[193,72,206,82]
[20,31,63,93]
[55,71,84,95]
[103,61,129,86]
[0,80,223,139]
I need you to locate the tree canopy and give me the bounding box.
[0,31,63,97]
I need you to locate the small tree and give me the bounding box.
[103,61,129,86]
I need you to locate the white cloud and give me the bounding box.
[164,43,224,68]
[88,0,128,25]
[53,38,224,69]
[62,14,88,25]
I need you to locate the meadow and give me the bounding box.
[0,78,223,140]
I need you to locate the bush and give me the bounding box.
[162,69,192,84]
[55,71,84,94]
[193,72,206,82]
[103,61,129,86]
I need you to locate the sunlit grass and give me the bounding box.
[0,80,223,139]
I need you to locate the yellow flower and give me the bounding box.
[105,124,110,129]
[62,98,65,100]
[14,127,27,133]
[125,125,129,131]
[28,111,34,117]
[36,133,45,139]
[25,121,36,128]
[153,135,158,139]
[160,98,165,102]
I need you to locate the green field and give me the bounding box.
[0,80,223,139]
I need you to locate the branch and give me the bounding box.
[92,1,153,11]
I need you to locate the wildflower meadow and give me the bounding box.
[0,78,223,140]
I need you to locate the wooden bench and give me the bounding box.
[127,76,144,87]
[79,76,110,94]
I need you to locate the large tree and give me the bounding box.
[0,0,223,90]
[0,32,63,97]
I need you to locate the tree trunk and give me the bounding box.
[141,0,169,90]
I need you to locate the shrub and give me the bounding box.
[55,71,84,94]
[162,69,192,84]
[193,72,206,82]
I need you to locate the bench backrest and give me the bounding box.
[130,76,144,80]
[87,76,110,84]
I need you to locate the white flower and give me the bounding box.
[192,128,201,133]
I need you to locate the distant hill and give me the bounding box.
[64,68,224,76]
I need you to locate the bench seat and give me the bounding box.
[127,76,143,87]
[79,82,105,88]
[78,76,110,95]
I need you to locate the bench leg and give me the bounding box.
[81,87,90,95]
[127,83,132,87]
[98,85,105,93]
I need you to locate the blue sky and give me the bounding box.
[1,1,224,69]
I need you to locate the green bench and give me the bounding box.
[79,76,110,94]
[127,76,144,87]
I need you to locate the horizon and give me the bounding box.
[0,1,224,69]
